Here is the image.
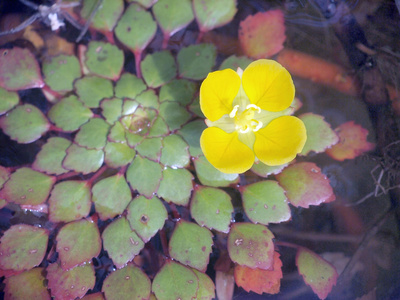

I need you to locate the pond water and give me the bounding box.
[0,0,400,299]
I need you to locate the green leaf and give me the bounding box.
[48,95,93,132]
[178,120,207,157]
[126,156,162,198]
[4,268,50,300]
[74,75,114,108]
[0,87,19,115]
[152,260,199,300]
[299,113,339,155]
[192,269,215,300]
[80,0,124,32]
[135,89,159,109]
[157,167,193,206]
[220,55,252,71]
[122,99,140,116]
[115,73,146,99]
[169,220,213,271]
[126,0,157,8]
[153,0,194,36]
[101,98,123,125]
[47,262,95,299]
[121,106,157,135]
[250,161,287,178]
[148,117,170,137]
[276,162,336,208]
[0,224,48,271]
[114,3,157,53]
[193,0,237,32]
[104,142,136,168]
[102,265,151,300]
[136,137,163,160]
[1,167,55,205]
[126,195,167,243]
[56,219,101,270]
[190,186,233,233]
[159,101,191,131]
[188,96,204,118]
[63,144,104,175]
[159,79,197,105]
[241,180,291,225]
[85,41,124,80]
[92,174,132,220]
[102,217,144,269]
[194,156,239,187]
[141,51,177,88]
[42,54,81,92]
[177,44,216,80]
[75,118,110,149]
[227,223,274,270]
[48,180,91,223]
[33,137,71,175]
[108,121,127,143]
[0,166,10,189]
[0,104,49,144]
[296,248,338,300]
[160,134,190,168]
[0,48,44,91]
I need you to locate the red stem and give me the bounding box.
[118,165,128,175]
[55,171,80,182]
[161,32,169,49]
[159,229,169,257]
[86,165,108,186]
[169,203,181,220]
[104,31,115,44]
[275,241,303,250]
[134,50,142,78]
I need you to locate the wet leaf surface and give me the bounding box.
[0,104,49,144]
[194,156,239,187]
[74,75,114,108]
[160,134,190,168]
[157,167,193,206]
[49,180,91,223]
[190,186,233,233]
[47,262,95,299]
[102,217,144,269]
[92,174,132,220]
[1,167,55,205]
[0,224,48,271]
[227,223,275,270]
[234,251,283,294]
[276,162,336,208]
[75,118,110,149]
[63,144,104,175]
[242,180,291,225]
[178,44,216,80]
[296,248,338,300]
[0,48,44,90]
[32,137,71,175]
[42,54,81,92]
[48,95,93,132]
[141,51,177,88]
[169,220,213,271]
[4,268,50,299]
[193,0,237,32]
[239,10,286,59]
[326,121,375,161]
[56,219,101,270]
[0,87,19,115]
[127,195,168,243]
[300,113,339,155]
[102,264,151,300]
[126,155,162,198]
[152,260,199,300]
[85,41,124,80]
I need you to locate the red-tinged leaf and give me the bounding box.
[326,121,375,161]
[4,268,50,300]
[296,248,338,300]
[47,262,95,299]
[82,292,104,300]
[234,251,283,294]
[0,48,44,91]
[239,10,286,59]
[276,162,335,208]
[227,223,274,270]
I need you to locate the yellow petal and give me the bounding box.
[254,116,306,166]
[200,69,241,121]
[242,59,294,112]
[200,127,255,174]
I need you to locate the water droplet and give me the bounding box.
[264,204,268,209]
[28,188,33,192]
[188,280,193,284]
[235,239,243,246]
[70,285,74,289]
[20,195,26,200]
[81,286,86,291]
[96,46,102,53]
[26,108,32,113]
[311,168,318,173]
[64,247,69,251]
[248,253,253,257]
[125,276,130,280]
[129,237,139,245]
[29,249,37,254]
[216,209,220,214]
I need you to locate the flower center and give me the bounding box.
[229,104,263,134]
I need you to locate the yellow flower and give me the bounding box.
[199,59,307,174]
